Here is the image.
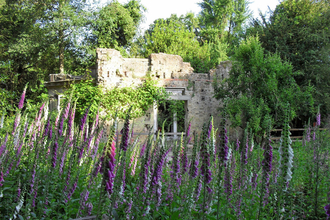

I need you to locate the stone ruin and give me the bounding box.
[45,48,234,142]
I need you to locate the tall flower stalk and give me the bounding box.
[277,106,293,218]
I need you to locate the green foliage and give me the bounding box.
[213,36,314,143]
[103,78,168,119]
[199,0,251,54]
[64,77,102,121]
[248,0,330,123]
[64,77,168,120]
[1,97,329,219]
[91,0,144,53]
[158,100,185,132]
[143,14,227,73]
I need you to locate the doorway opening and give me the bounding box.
[157,100,185,135]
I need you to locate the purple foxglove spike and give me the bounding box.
[140,143,146,158]
[32,186,37,208]
[187,136,192,145]
[324,204,330,218]
[121,114,130,151]
[16,142,23,157]
[59,117,65,136]
[192,159,199,178]
[195,181,202,201]
[63,102,70,119]
[49,125,53,139]
[207,121,212,139]
[18,85,27,109]
[78,144,85,163]
[37,103,45,122]
[80,107,90,132]
[186,122,191,137]
[236,139,240,151]
[16,188,21,202]
[0,171,4,186]
[152,148,171,187]
[316,113,321,127]
[105,140,116,194]
[55,110,61,128]
[86,203,93,215]
[131,156,138,176]
[43,118,51,138]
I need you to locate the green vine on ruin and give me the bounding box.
[64,76,169,121]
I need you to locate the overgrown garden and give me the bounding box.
[1,0,330,219]
[0,89,329,219]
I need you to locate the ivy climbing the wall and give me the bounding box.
[64,77,169,120]
[102,78,168,119]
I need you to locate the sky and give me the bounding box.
[99,0,281,32]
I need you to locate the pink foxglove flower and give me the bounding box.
[18,84,28,109]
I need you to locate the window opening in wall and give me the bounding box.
[157,100,185,133]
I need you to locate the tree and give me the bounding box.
[213,36,314,145]
[38,0,89,74]
[248,0,330,124]
[90,0,145,53]
[199,0,251,52]
[0,0,50,109]
[143,14,227,73]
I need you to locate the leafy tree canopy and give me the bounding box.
[213,36,314,144]
[91,0,145,52]
[247,0,330,124]
[142,14,227,73]
[199,0,251,52]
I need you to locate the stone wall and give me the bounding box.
[45,48,233,142]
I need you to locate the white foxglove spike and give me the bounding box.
[0,112,4,129]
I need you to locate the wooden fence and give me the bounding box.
[270,128,328,141]
[71,216,97,220]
